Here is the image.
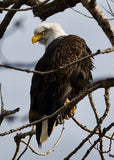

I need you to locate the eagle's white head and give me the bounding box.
[32,23,67,48]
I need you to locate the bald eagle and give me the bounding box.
[29,23,93,147]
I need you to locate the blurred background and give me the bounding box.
[0,0,114,159]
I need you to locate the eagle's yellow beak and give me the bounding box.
[32,34,43,45]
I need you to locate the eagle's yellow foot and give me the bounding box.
[64,98,70,105]
[65,115,70,120]
[71,106,76,115]
[64,98,76,119]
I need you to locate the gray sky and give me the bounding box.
[0,0,114,159]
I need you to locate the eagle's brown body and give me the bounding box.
[29,34,93,146]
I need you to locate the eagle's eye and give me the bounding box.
[42,31,45,35]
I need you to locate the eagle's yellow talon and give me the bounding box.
[72,106,76,114]
[64,98,70,105]
[66,115,70,120]
[64,98,76,119]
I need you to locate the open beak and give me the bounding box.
[32,34,44,45]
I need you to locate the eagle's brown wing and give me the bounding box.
[29,35,93,146]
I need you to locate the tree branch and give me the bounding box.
[0,77,114,136]
[71,116,114,140]
[0,0,25,39]
[80,0,114,46]
[0,47,113,75]
[32,0,80,21]
[0,83,20,125]
[81,122,114,160]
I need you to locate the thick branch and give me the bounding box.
[32,0,80,20]
[0,77,114,136]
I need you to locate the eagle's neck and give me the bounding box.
[45,32,67,49]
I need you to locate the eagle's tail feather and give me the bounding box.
[36,116,57,147]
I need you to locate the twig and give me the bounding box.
[64,121,104,160]
[0,1,42,12]
[81,0,114,46]
[100,88,110,122]
[106,0,114,17]
[0,0,50,12]
[109,153,114,157]
[89,88,111,159]
[0,83,4,124]
[71,116,114,140]
[98,87,110,159]
[0,83,20,125]
[12,140,21,160]
[88,92,99,122]
[81,122,114,160]
[62,0,93,18]
[21,121,65,156]
[107,132,114,154]
[64,122,114,160]
[17,135,32,160]
[12,127,35,160]
[0,47,114,75]
[91,132,114,154]
[71,116,92,132]
[64,86,112,160]
[14,130,35,141]
[88,92,105,159]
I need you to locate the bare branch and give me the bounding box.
[62,0,93,18]
[109,153,114,158]
[95,132,114,154]
[0,0,24,39]
[12,140,21,160]
[64,121,103,160]
[20,121,65,156]
[0,47,114,75]
[0,1,41,12]
[0,0,15,10]
[88,92,105,159]
[0,84,20,125]
[14,131,35,142]
[88,93,99,122]
[64,122,114,160]
[81,122,114,160]
[101,88,110,122]
[106,0,114,17]
[72,116,114,140]
[17,136,32,160]
[0,77,114,136]
[80,0,114,46]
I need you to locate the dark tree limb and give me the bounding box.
[0,0,25,39]
[32,0,80,21]
[0,0,15,11]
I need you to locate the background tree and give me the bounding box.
[0,0,114,160]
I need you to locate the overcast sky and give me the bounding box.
[0,0,114,160]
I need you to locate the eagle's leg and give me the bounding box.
[64,98,76,119]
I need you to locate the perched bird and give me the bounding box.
[29,23,93,147]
